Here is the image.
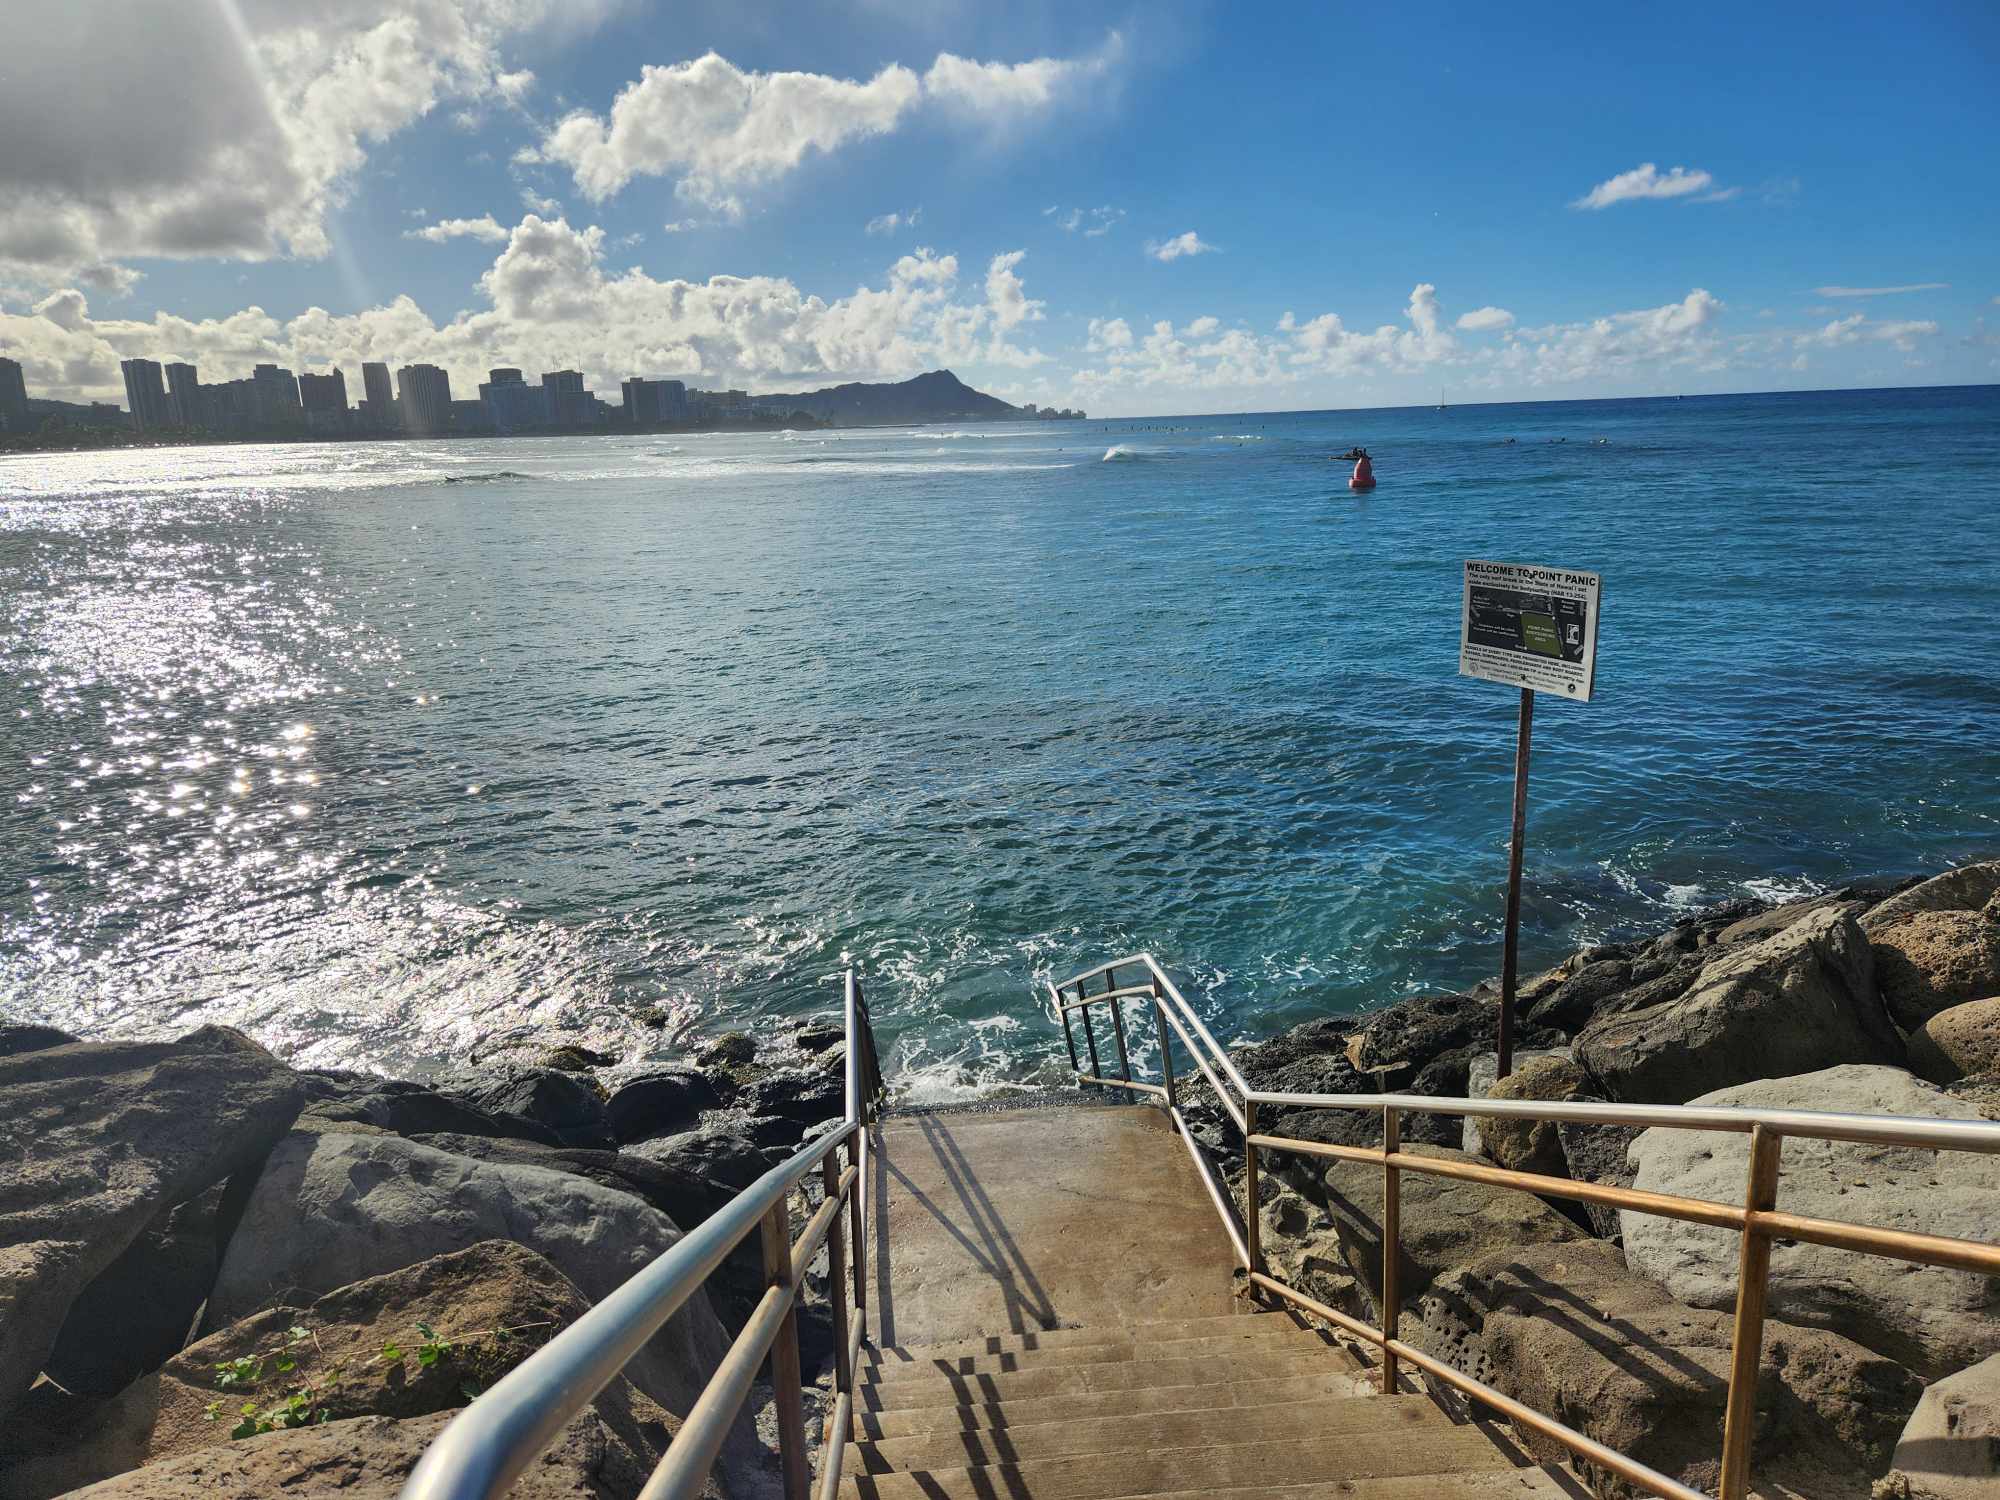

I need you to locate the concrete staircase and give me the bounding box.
[835,1102,1572,1500]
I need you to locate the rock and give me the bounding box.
[1351,990,1567,1087]
[697,1032,756,1071]
[1575,905,1899,1104]
[1624,1065,2000,1377]
[1401,1050,1475,1148]
[791,1018,844,1054]
[1528,959,1632,1035]
[1470,1053,1589,1175]
[1885,1350,2000,1496]
[1457,1049,1571,1164]
[1319,1143,1582,1313]
[297,1071,563,1145]
[43,1187,226,1398]
[57,1396,675,1500]
[0,1027,304,1413]
[740,1068,843,1129]
[626,1124,784,1191]
[1412,1239,1921,1499]
[1908,998,2000,1084]
[409,1133,736,1232]
[1232,1019,1385,1161]
[206,1131,734,1420]
[1872,912,2000,1032]
[1718,893,1868,948]
[604,1068,727,1144]
[1553,1099,1642,1240]
[0,1023,76,1058]
[1946,1072,2000,1120]
[541,1043,617,1072]
[1863,863,2000,933]
[433,1065,614,1150]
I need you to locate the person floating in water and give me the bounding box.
[1334,446,1370,461]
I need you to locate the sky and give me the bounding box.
[1,0,1995,418]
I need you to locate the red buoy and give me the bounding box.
[1350,455,1376,490]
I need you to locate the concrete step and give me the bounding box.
[865,1311,1291,1366]
[1105,1475,1572,1499]
[856,1394,1443,1471]
[862,1325,1328,1383]
[858,1348,1358,1412]
[858,1369,1377,1439]
[836,1426,1531,1500]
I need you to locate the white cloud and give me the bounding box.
[520,187,565,217]
[534,38,1114,212]
[1184,316,1219,337]
[0,0,610,287]
[1506,289,1724,381]
[0,216,1052,404]
[407,214,511,244]
[1572,163,1716,210]
[1456,305,1514,332]
[1146,231,1214,263]
[1797,314,1939,352]
[866,208,922,236]
[1046,205,1123,237]
[1813,282,1949,297]
[1086,316,1132,351]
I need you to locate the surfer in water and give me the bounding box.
[1334,446,1370,461]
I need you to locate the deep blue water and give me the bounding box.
[3,386,1996,1096]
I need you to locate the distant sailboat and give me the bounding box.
[1437,387,1447,412]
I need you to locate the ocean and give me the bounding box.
[3,386,1996,1098]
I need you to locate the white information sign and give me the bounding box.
[1459,560,1601,702]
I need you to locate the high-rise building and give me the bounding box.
[120,358,173,431]
[0,356,27,432]
[298,369,349,434]
[479,368,547,433]
[360,361,395,430]
[541,369,594,428]
[164,363,201,427]
[397,364,452,436]
[620,377,689,426]
[250,364,303,425]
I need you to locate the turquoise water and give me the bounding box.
[3,386,1997,1095]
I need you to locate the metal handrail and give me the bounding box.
[402,970,884,1500]
[1052,950,2000,1500]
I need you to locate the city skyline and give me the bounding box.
[0,3,1995,417]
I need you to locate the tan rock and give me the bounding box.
[1909,998,2000,1084]
[1475,1054,1591,1175]
[1873,912,2000,1032]
[1885,1349,2000,1496]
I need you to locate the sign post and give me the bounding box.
[1459,560,1602,1079]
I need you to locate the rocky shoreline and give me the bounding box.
[1185,859,2000,1500]
[1,859,1996,1498]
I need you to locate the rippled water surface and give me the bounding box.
[4,388,1997,1094]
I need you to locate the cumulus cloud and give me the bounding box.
[1146,231,1214,262]
[407,214,512,243]
[533,38,1114,214]
[1184,315,1219,337]
[1456,305,1514,332]
[1813,282,1949,297]
[1797,313,1939,352]
[0,216,1054,404]
[1572,163,1716,210]
[0,0,604,286]
[1086,316,1132,351]
[866,209,922,236]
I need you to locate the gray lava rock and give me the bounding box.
[298,1071,563,1145]
[741,1068,843,1129]
[625,1123,785,1192]
[0,1027,304,1412]
[1552,1098,1642,1240]
[433,1064,614,1150]
[0,1023,77,1059]
[697,1032,756,1071]
[1624,1065,2000,1377]
[604,1067,727,1144]
[1575,905,1899,1104]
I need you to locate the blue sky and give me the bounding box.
[2,0,1995,415]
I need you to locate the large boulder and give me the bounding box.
[604,1068,727,1144]
[297,1071,563,1145]
[58,1399,671,1500]
[1,1242,596,1497]
[1459,1049,1580,1170]
[1883,1349,2000,1497]
[626,1123,787,1192]
[206,1131,733,1420]
[1553,1100,1643,1240]
[1318,1142,1581,1313]
[1412,1239,1920,1499]
[1862,863,2000,933]
[0,1023,77,1058]
[741,1068,843,1130]
[1908,998,2000,1084]
[409,1132,736,1231]
[433,1065,614,1150]
[1871,912,2000,1032]
[1575,905,1899,1104]
[1624,1065,2000,1377]
[0,1028,304,1412]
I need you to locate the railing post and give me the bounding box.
[1152,981,1178,1114]
[846,1132,867,1345]
[1242,1098,1263,1273]
[759,1199,811,1500]
[1106,971,1134,1084]
[1080,993,1103,1082]
[1057,989,1080,1072]
[821,1154,852,1406]
[1719,1125,1783,1500]
[1381,1107,1401,1395]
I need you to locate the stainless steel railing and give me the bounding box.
[402,970,885,1500]
[1052,951,2000,1500]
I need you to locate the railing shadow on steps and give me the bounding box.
[400,970,886,1500]
[1051,952,2000,1500]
